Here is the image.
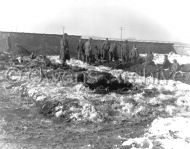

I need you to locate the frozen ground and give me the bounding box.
[50,53,190,149]
[0,53,190,148]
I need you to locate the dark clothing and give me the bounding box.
[129,47,139,63]
[109,43,117,61]
[60,37,70,62]
[94,46,102,61]
[44,57,52,67]
[102,41,110,60]
[84,41,92,63]
[171,62,180,72]
[77,41,84,60]
[163,59,171,69]
[6,36,12,52]
[144,53,154,66]
[84,41,92,56]
[146,53,154,63]
[109,52,114,61]
[30,53,36,59]
[103,50,108,61]
[169,62,180,78]
[121,43,130,62]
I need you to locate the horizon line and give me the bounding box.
[0,30,186,45]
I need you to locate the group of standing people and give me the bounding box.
[121,40,139,63]
[59,33,140,64]
[77,37,119,63]
[58,33,181,79]
[79,38,140,64]
[60,33,140,64]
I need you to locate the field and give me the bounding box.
[0,53,190,149]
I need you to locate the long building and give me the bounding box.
[0,31,180,57]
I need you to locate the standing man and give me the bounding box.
[94,45,101,61]
[77,37,84,61]
[102,38,110,61]
[60,33,70,65]
[144,49,154,67]
[129,45,139,64]
[162,55,171,69]
[84,38,92,64]
[6,36,12,52]
[121,40,130,63]
[169,59,180,79]
[109,42,118,61]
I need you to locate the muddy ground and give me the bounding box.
[1,53,190,149]
[0,75,151,149]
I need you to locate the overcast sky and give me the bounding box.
[0,0,190,43]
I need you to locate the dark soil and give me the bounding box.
[0,81,151,149]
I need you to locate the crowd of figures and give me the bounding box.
[60,33,140,64]
[6,32,186,85]
[11,32,180,78]
[59,33,181,79]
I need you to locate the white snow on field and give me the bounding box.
[49,52,190,65]
[9,53,190,148]
[140,52,190,65]
[48,53,190,148]
[115,53,190,149]
[155,52,190,65]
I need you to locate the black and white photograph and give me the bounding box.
[0,0,190,148]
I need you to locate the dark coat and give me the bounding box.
[163,59,171,69]
[171,62,180,72]
[122,43,130,56]
[94,46,101,56]
[145,53,154,63]
[77,41,84,54]
[109,43,117,53]
[84,41,92,56]
[60,37,69,60]
[129,47,139,59]
[102,41,110,52]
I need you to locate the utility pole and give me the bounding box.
[62,26,65,35]
[120,27,123,41]
[120,27,123,60]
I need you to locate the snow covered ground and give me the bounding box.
[48,53,190,149]
[4,53,190,148]
[121,53,190,149]
[141,52,190,65]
